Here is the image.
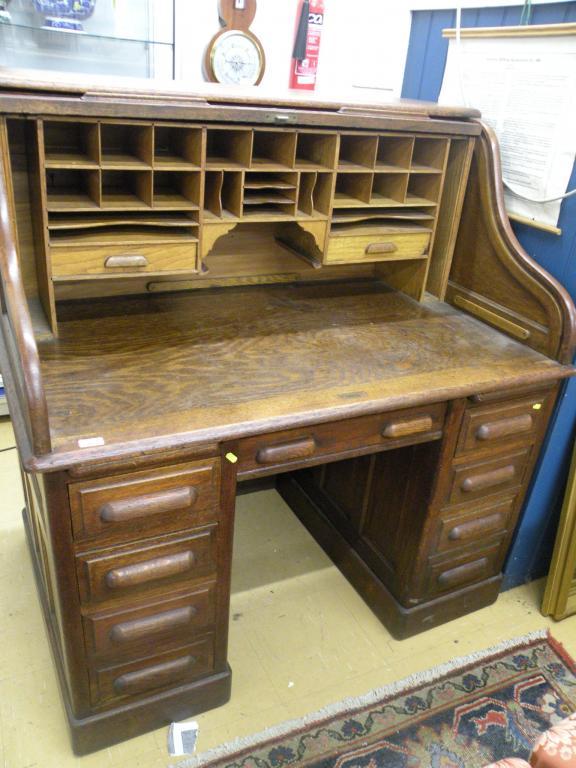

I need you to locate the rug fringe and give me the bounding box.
[172,629,549,768]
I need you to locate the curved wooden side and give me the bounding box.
[446,121,576,364]
[0,121,51,455]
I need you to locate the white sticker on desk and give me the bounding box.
[78,437,105,448]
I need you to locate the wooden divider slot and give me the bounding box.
[100,123,153,169]
[204,171,224,218]
[411,138,449,173]
[338,134,378,171]
[46,168,101,211]
[333,173,373,207]
[295,132,337,170]
[43,120,100,168]
[154,125,202,170]
[251,130,297,170]
[371,174,408,206]
[407,174,443,206]
[375,136,413,172]
[153,172,200,210]
[101,170,152,209]
[206,128,252,169]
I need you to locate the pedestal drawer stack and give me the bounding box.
[423,387,558,598]
[68,459,225,709]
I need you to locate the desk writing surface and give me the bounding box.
[37,281,566,457]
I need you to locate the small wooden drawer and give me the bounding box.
[445,449,530,508]
[237,402,446,478]
[325,229,430,265]
[425,541,506,597]
[83,582,216,660]
[89,636,215,705]
[457,393,550,456]
[434,496,516,556]
[69,460,220,544]
[51,242,198,278]
[76,528,217,606]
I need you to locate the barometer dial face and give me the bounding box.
[209,30,264,86]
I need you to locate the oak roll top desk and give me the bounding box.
[0,70,574,755]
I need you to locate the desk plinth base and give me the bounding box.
[67,668,232,756]
[277,476,502,639]
[22,507,232,756]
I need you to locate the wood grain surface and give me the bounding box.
[37,281,569,459]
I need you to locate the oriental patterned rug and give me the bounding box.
[175,631,576,768]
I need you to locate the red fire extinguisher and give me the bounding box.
[289,0,325,91]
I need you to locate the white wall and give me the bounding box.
[174,0,412,98]
[174,0,568,98]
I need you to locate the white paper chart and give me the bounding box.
[439,28,576,230]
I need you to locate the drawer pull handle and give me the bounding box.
[256,437,316,465]
[365,242,398,256]
[109,605,196,645]
[382,416,433,439]
[113,654,196,695]
[437,557,488,589]
[105,551,195,590]
[104,254,149,269]
[448,512,505,542]
[99,487,197,523]
[461,464,516,493]
[476,414,534,442]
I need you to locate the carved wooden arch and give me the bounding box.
[446,121,576,364]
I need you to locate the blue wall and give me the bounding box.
[402,2,576,588]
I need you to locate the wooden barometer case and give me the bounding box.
[0,68,574,755]
[204,0,265,85]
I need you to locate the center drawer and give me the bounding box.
[76,528,217,606]
[237,402,446,478]
[51,242,198,278]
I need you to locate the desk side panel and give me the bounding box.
[446,123,576,364]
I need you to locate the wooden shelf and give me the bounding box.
[153,193,199,210]
[100,154,151,170]
[154,155,199,170]
[45,152,99,169]
[206,158,247,171]
[47,191,99,212]
[374,163,410,173]
[244,179,296,190]
[203,209,240,222]
[47,213,198,229]
[410,164,444,174]
[249,159,294,171]
[244,192,295,205]
[100,194,151,210]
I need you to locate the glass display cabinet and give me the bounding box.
[0,0,174,78]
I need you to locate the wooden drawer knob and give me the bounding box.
[365,242,398,255]
[437,557,488,589]
[475,414,533,442]
[382,416,433,439]
[99,486,197,523]
[460,464,515,493]
[448,512,504,542]
[109,605,196,645]
[113,654,195,695]
[256,437,316,464]
[105,550,195,590]
[104,254,148,269]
